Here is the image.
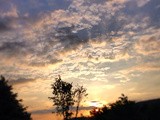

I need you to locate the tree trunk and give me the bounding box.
[75,102,79,118]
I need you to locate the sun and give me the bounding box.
[95,108,99,112]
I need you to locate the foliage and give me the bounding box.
[89,94,136,120]
[74,85,88,118]
[0,76,32,120]
[88,94,160,120]
[49,76,74,120]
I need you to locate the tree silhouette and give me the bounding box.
[0,76,32,120]
[74,85,88,118]
[71,94,160,120]
[49,76,74,120]
[108,94,136,120]
[89,94,136,120]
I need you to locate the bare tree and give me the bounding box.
[74,85,88,118]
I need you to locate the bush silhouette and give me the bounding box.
[89,94,135,120]
[88,94,160,120]
[0,76,32,120]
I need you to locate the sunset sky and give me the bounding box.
[0,0,160,120]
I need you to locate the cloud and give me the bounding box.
[29,58,63,67]
[136,0,150,7]
[25,0,127,50]
[0,16,18,32]
[54,26,89,51]
[135,33,160,55]
[31,106,93,115]
[9,78,36,85]
[0,18,12,31]
[113,73,130,83]
[0,5,18,18]
[28,0,154,63]
[1,0,133,68]
[144,0,160,27]
[0,4,19,32]
[0,41,27,55]
[119,62,160,77]
[0,0,158,80]
[31,109,52,114]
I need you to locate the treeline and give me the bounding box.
[0,75,88,120]
[71,94,160,120]
[1,75,160,120]
[0,76,32,120]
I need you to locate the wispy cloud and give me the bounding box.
[9,78,37,85]
[135,32,160,55]
[0,4,19,31]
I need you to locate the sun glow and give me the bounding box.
[89,101,104,108]
[95,108,99,112]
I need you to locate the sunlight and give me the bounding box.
[95,108,99,112]
[89,101,104,108]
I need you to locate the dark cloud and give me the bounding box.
[31,109,52,114]
[9,0,71,19]
[9,78,36,85]
[66,0,160,44]
[90,0,107,4]
[48,57,63,64]
[0,0,125,58]
[53,18,123,52]
[0,0,11,10]
[124,0,160,29]
[50,6,125,53]
[54,26,89,51]
[0,20,10,31]
[1,0,158,64]
[0,17,16,32]
[0,41,28,56]
[0,0,18,32]
[31,106,93,114]
[140,0,160,28]
[29,58,62,67]
[76,106,93,111]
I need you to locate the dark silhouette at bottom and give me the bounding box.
[71,94,160,120]
[0,76,32,120]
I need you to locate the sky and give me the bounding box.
[0,0,160,119]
